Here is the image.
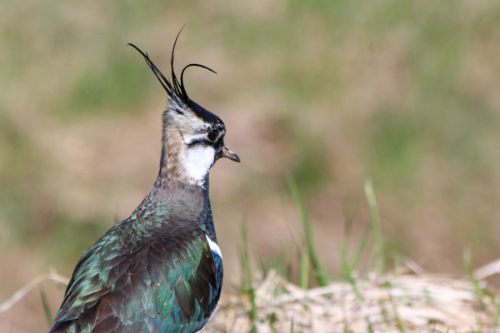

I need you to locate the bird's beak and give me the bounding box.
[221,145,240,162]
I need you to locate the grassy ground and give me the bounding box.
[205,178,500,332]
[1,0,500,332]
[2,178,499,332]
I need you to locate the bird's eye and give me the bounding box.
[207,130,218,142]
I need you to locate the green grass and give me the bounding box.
[238,175,408,330]
[256,174,397,290]
[365,316,375,333]
[40,289,52,327]
[463,247,486,311]
[389,292,406,333]
[238,220,258,333]
[232,176,500,331]
[365,178,386,274]
[338,202,365,300]
[287,173,329,287]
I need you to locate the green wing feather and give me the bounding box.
[49,218,219,333]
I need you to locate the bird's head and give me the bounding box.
[129,33,239,187]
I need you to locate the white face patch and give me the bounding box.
[183,133,209,145]
[180,144,215,186]
[205,234,223,259]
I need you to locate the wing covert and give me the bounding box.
[49,220,221,333]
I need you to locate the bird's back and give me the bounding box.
[49,212,223,333]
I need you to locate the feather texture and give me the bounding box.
[49,181,223,333]
[49,32,236,333]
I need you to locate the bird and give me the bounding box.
[48,31,240,333]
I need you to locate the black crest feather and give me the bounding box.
[128,27,217,105]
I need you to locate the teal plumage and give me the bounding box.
[50,181,222,333]
[49,34,238,333]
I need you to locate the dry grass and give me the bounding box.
[1,266,499,332]
[2,178,496,332]
[2,2,500,332]
[209,270,499,333]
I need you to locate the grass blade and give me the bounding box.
[239,219,251,293]
[40,288,52,326]
[287,173,329,287]
[364,178,385,274]
[389,292,406,333]
[365,316,374,333]
[299,249,309,289]
[351,224,372,271]
[340,244,362,301]
[341,201,355,256]
[463,247,485,310]
[238,220,258,333]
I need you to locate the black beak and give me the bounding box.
[221,145,240,162]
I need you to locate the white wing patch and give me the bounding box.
[205,235,223,260]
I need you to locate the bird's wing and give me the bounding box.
[49,220,220,333]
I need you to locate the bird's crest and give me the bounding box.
[128,27,217,107]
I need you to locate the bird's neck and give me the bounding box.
[133,172,217,241]
[131,119,217,240]
[157,132,213,188]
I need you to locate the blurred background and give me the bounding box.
[1,0,500,331]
